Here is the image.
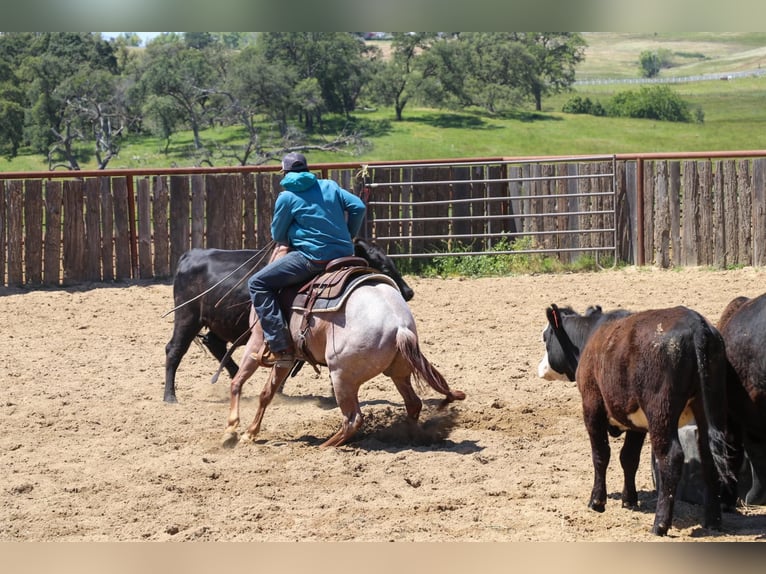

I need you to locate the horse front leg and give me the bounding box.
[241,363,293,443]
[222,312,263,448]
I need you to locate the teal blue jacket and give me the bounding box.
[272,171,367,261]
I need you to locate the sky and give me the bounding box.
[102,32,162,44]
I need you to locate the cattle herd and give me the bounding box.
[166,244,766,538]
[538,296,766,536]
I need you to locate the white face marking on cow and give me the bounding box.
[537,352,570,381]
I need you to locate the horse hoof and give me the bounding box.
[222,431,239,449]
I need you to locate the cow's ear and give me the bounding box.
[546,305,558,329]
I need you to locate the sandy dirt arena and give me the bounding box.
[3,267,766,543]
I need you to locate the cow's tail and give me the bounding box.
[396,328,466,407]
[694,319,735,483]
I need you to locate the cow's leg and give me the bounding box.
[650,428,684,536]
[720,420,744,509]
[240,363,293,442]
[619,430,646,508]
[164,316,200,404]
[582,400,611,513]
[322,375,364,447]
[744,433,766,505]
[694,415,724,530]
[202,332,241,378]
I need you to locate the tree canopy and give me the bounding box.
[0,31,587,169]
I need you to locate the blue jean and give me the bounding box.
[248,251,326,353]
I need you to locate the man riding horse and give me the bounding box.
[247,152,366,367]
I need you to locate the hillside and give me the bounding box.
[577,32,766,79]
[2,33,766,171]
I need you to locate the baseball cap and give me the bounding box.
[281,152,309,172]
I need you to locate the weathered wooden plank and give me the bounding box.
[736,160,752,265]
[112,177,132,280]
[223,174,243,249]
[6,181,24,286]
[368,167,392,244]
[137,177,153,279]
[698,161,714,266]
[24,179,44,284]
[507,166,525,248]
[398,169,412,256]
[554,163,571,261]
[681,161,699,266]
[0,181,5,286]
[100,177,115,282]
[43,181,63,286]
[205,175,226,249]
[712,161,726,268]
[594,161,608,250]
[753,158,766,265]
[191,174,205,248]
[654,161,670,268]
[723,159,738,266]
[643,162,655,265]
[421,166,449,253]
[169,175,190,270]
[669,162,681,266]
[242,173,257,249]
[62,179,86,285]
[411,167,429,256]
[255,173,278,249]
[469,166,486,241]
[153,175,170,278]
[539,163,555,252]
[84,178,102,282]
[615,161,631,264]
[450,167,472,243]
[486,164,509,252]
[529,164,544,242]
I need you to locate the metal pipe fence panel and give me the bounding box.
[362,156,618,264]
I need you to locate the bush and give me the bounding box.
[562,95,606,117]
[606,86,696,123]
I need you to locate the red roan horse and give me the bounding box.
[220,256,465,448]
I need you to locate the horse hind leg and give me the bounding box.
[321,376,364,447]
[388,371,423,421]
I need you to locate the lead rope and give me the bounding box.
[160,241,275,319]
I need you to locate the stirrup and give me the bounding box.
[252,342,296,368]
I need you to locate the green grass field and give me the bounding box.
[3,32,766,172]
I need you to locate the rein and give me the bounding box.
[161,241,275,319]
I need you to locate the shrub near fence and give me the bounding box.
[2,152,766,289]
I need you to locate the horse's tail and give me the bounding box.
[396,328,466,407]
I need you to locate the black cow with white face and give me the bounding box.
[164,238,414,404]
[539,303,733,536]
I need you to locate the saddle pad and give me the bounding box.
[291,273,399,313]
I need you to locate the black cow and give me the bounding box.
[164,238,414,404]
[717,293,766,505]
[539,304,733,536]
